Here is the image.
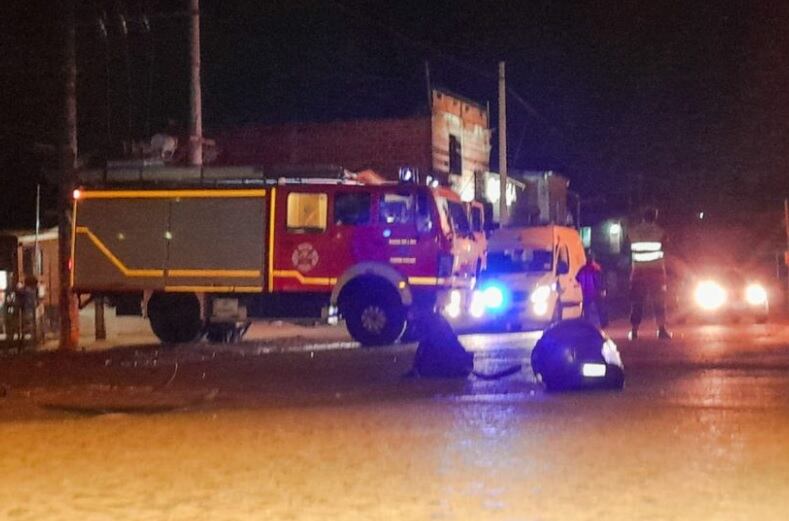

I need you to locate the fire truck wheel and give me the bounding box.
[341,282,406,347]
[147,292,203,345]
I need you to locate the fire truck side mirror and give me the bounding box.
[417,216,433,234]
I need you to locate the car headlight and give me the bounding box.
[745,283,767,306]
[530,285,552,304]
[469,290,486,318]
[529,285,553,316]
[694,280,726,311]
[445,290,462,319]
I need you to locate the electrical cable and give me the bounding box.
[326,0,564,139]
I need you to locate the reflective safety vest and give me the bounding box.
[629,222,665,271]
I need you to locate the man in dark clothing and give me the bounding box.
[576,252,609,328]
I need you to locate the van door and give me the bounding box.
[556,242,583,318]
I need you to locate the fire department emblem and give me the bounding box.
[291,243,319,273]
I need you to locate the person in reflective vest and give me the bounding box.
[627,207,671,340]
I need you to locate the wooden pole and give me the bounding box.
[784,198,789,309]
[784,198,789,248]
[188,0,203,167]
[95,296,106,340]
[34,184,40,275]
[58,0,79,350]
[424,61,432,112]
[498,62,508,225]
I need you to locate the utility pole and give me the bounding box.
[34,184,41,275]
[784,198,789,310]
[188,0,203,167]
[498,61,508,225]
[58,0,80,350]
[424,61,432,112]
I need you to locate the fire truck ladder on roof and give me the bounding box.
[77,162,360,188]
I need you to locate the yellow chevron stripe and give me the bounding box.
[75,227,261,279]
[79,189,266,199]
[164,285,262,293]
[272,269,337,286]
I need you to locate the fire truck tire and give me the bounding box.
[341,281,406,347]
[147,292,202,344]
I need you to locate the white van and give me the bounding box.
[471,225,586,330]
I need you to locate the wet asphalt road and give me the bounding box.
[0,320,788,520]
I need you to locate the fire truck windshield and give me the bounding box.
[448,201,472,236]
[438,198,472,237]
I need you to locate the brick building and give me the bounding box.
[216,89,491,200]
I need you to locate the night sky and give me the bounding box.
[1,0,787,229]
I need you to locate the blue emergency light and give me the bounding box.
[399,166,417,184]
[474,282,508,313]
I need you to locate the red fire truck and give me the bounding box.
[71,165,478,346]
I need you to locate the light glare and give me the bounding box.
[582,363,607,378]
[694,280,726,311]
[469,291,486,318]
[530,285,552,303]
[482,286,504,309]
[745,284,767,306]
[533,301,549,316]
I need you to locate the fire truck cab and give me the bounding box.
[71,165,478,346]
[465,200,488,276]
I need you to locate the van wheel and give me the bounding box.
[147,292,202,344]
[342,283,406,347]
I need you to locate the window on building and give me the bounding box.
[287,192,327,233]
[449,134,462,175]
[334,192,371,225]
[379,193,414,225]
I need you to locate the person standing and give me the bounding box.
[627,207,671,340]
[576,251,609,328]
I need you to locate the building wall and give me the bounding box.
[431,90,491,200]
[217,117,433,180]
[215,90,490,192]
[1,230,60,323]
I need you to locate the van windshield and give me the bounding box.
[487,249,553,273]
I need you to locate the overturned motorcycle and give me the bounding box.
[531,319,625,391]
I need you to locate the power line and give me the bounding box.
[326,0,564,139]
